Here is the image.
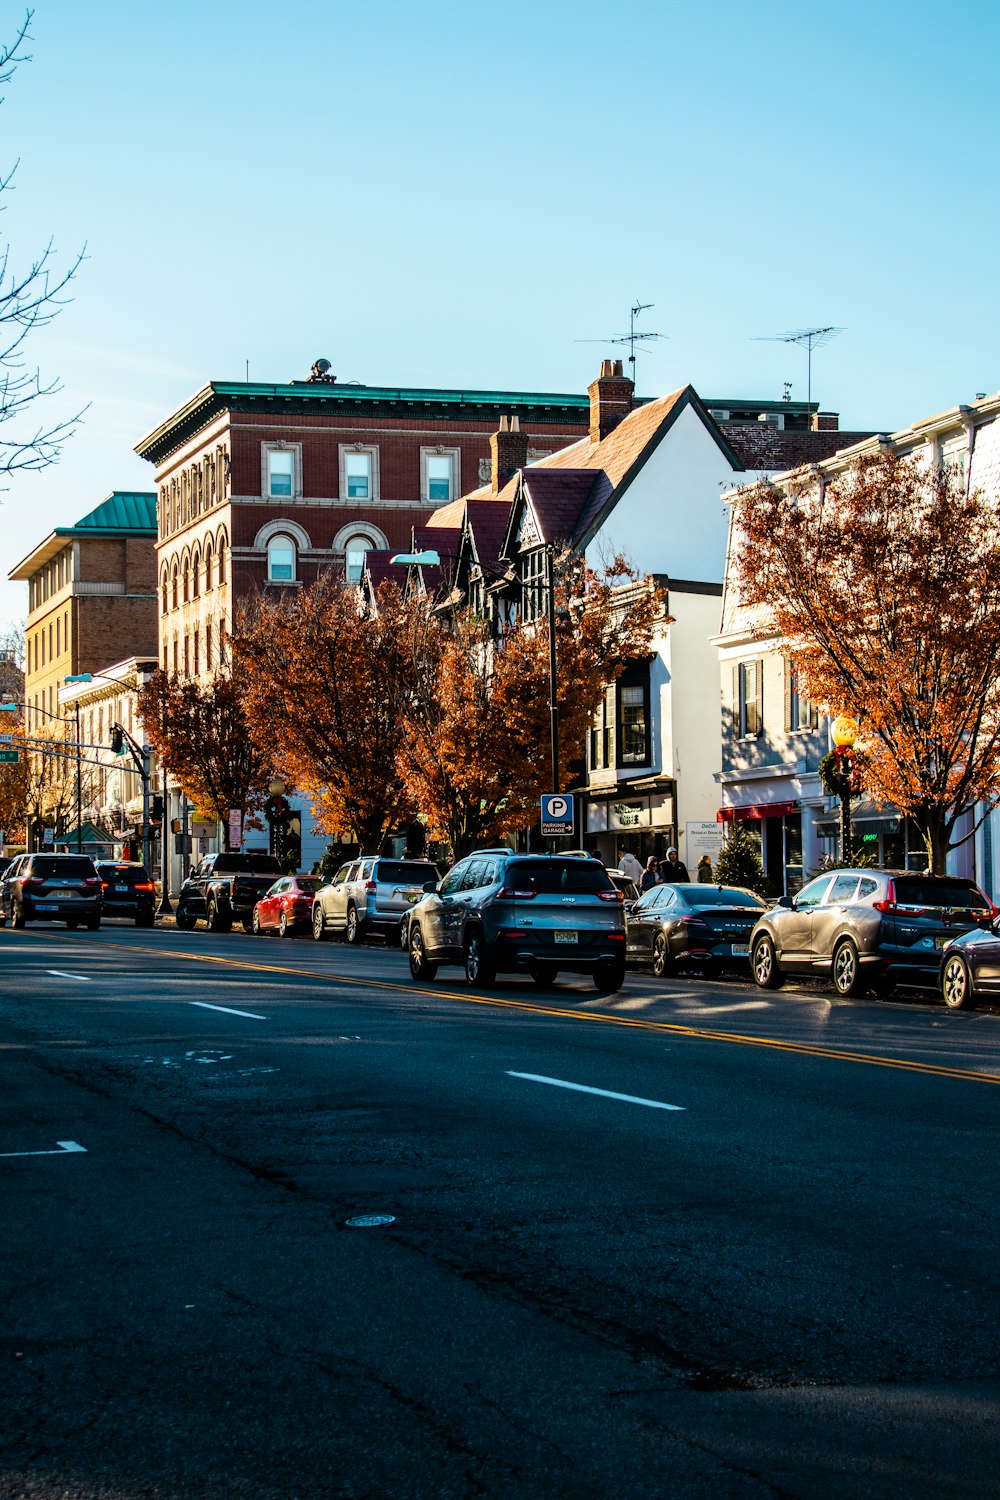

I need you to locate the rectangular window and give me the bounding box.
[519,549,546,622]
[784,659,819,732]
[346,452,371,499]
[736,660,763,738]
[267,450,294,497]
[427,454,453,501]
[619,682,649,765]
[590,684,616,770]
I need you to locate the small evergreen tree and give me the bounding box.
[714,823,771,898]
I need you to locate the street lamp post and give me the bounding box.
[831,714,860,863]
[546,544,558,796]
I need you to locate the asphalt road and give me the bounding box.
[2,919,1000,1499]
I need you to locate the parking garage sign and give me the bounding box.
[540,794,574,838]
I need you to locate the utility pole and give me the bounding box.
[157,769,172,915]
[74,702,82,855]
[546,545,559,795]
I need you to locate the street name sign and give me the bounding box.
[540,793,574,838]
[0,749,20,763]
[0,733,13,744]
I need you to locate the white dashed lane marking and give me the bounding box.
[507,1072,685,1111]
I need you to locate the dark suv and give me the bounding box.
[750,869,995,997]
[405,850,627,991]
[95,861,157,927]
[0,853,103,929]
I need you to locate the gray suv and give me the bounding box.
[312,855,440,944]
[750,868,993,997]
[405,850,627,991]
[0,853,103,929]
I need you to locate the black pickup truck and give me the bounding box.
[175,852,283,932]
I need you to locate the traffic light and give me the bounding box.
[110,726,125,755]
[150,794,164,823]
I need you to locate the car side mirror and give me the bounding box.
[778,895,795,909]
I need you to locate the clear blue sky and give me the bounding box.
[2,0,999,629]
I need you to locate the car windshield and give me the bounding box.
[213,855,282,873]
[376,862,437,883]
[30,857,95,878]
[293,876,323,890]
[893,877,988,911]
[684,888,767,908]
[505,859,613,894]
[97,865,152,885]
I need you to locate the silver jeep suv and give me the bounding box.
[312,854,440,944]
[405,850,627,991]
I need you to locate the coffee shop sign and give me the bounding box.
[614,802,642,828]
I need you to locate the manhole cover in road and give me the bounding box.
[345,1215,396,1227]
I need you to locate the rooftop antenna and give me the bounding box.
[576,300,667,381]
[752,326,844,412]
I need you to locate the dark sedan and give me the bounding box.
[940,921,1000,1010]
[626,883,768,976]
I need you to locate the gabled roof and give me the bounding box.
[464,499,515,575]
[520,469,601,545]
[9,491,158,580]
[722,425,878,472]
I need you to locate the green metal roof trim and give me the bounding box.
[71,491,157,533]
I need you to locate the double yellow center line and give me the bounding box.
[18,930,1000,1087]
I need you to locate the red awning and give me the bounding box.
[717,801,799,823]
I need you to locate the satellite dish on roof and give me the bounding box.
[309,358,336,383]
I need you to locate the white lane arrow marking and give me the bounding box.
[46,970,92,982]
[0,1140,87,1158]
[190,1001,268,1020]
[507,1072,685,1111]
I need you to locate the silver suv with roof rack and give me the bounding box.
[404,850,627,991]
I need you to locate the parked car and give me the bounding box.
[175,851,283,931]
[252,874,324,937]
[0,852,103,929]
[626,882,768,976]
[312,855,440,944]
[404,850,627,991]
[95,861,157,927]
[750,869,995,997]
[607,871,640,913]
[939,919,1000,1010]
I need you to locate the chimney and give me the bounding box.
[490,413,529,493]
[588,359,634,444]
[810,411,840,432]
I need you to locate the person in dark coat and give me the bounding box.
[661,847,689,882]
[639,856,661,892]
[697,854,713,883]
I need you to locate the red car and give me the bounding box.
[251,874,323,937]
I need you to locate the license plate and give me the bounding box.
[554,929,578,944]
[935,936,951,950]
[54,889,76,898]
[115,885,128,893]
[36,903,57,911]
[732,942,749,955]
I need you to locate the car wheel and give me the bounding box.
[593,958,627,994]
[345,905,363,945]
[651,933,674,978]
[752,934,784,989]
[464,930,495,987]
[530,964,558,987]
[941,953,977,1010]
[399,918,409,950]
[208,900,232,934]
[252,907,264,936]
[312,905,328,942]
[85,915,101,931]
[832,938,865,998]
[175,910,197,931]
[278,909,290,939]
[408,924,438,982]
[12,905,26,929]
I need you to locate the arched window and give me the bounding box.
[267,535,296,582]
[171,561,179,610]
[182,552,191,603]
[217,533,227,585]
[344,534,372,584]
[203,542,214,592]
[160,572,168,615]
[191,547,201,598]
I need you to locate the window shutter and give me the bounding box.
[784,658,793,732]
[733,665,740,737]
[755,658,764,738]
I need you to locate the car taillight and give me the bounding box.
[681,915,710,928]
[365,880,377,893]
[82,876,101,887]
[497,887,537,899]
[873,879,897,914]
[100,882,109,891]
[133,881,155,892]
[21,875,44,887]
[598,889,624,902]
[230,878,238,896]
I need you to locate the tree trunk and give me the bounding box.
[916,810,952,874]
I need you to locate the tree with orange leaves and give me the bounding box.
[137,667,272,848]
[733,450,1000,872]
[400,556,666,858]
[231,577,421,851]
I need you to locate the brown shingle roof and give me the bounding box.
[723,425,879,471]
[465,499,514,573]
[520,469,601,546]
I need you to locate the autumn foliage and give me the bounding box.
[734,451,1000,871]
[138,666,272,846]
[231,577,422,851]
